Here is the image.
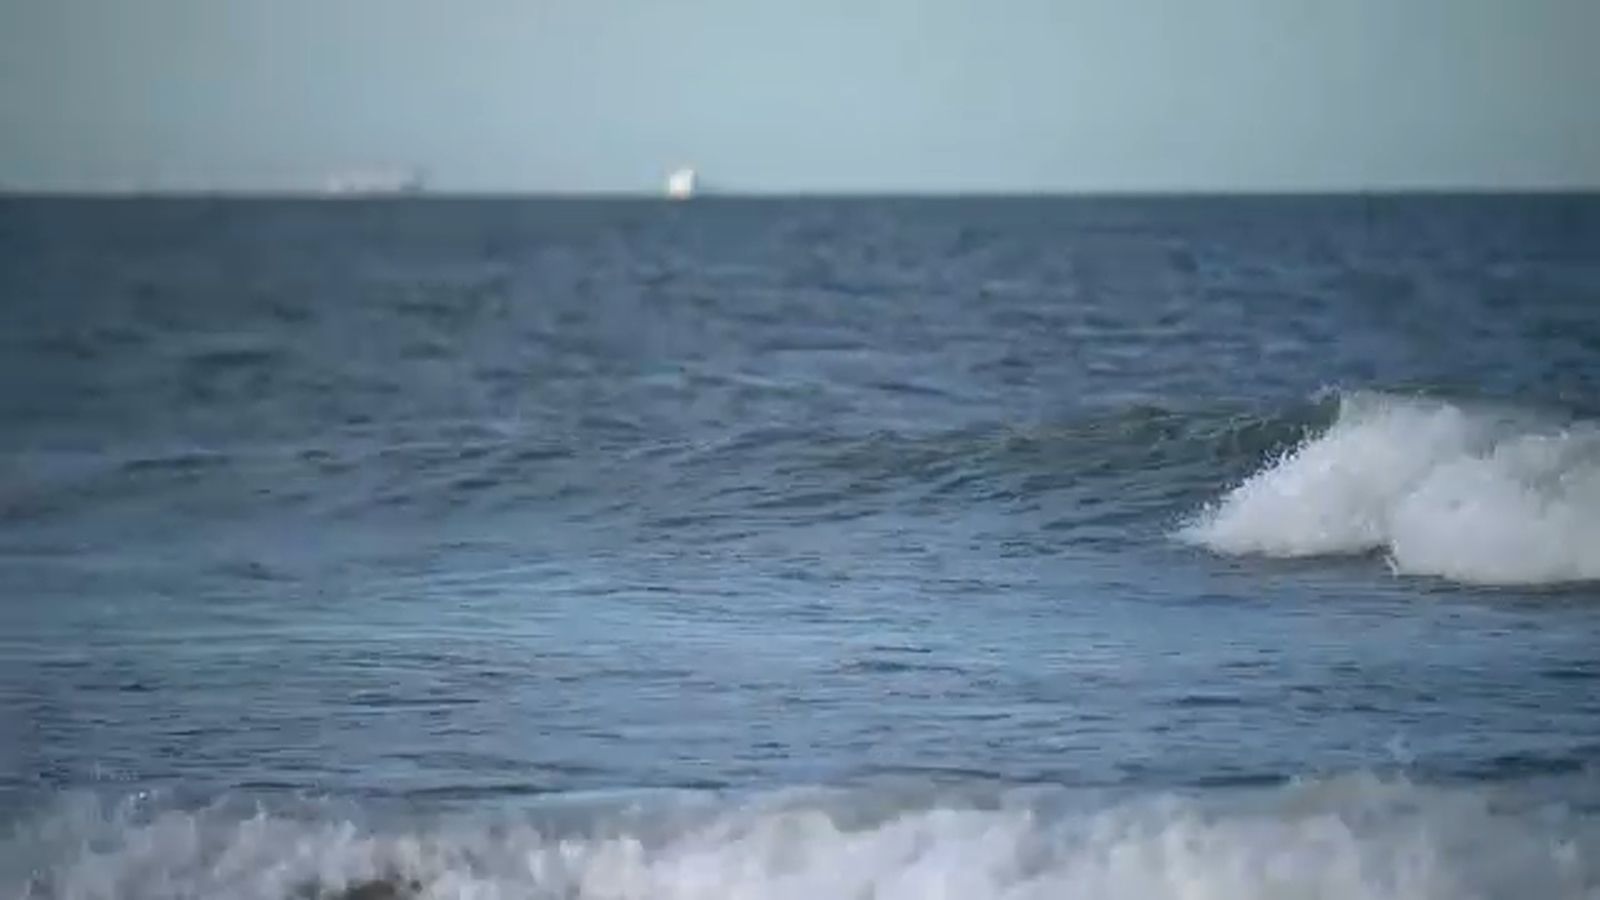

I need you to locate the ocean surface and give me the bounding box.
[2,194,1599,899]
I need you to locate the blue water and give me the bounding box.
[2,195,1599,898]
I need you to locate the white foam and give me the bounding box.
[1182,392,1600,586]
[6,776,1598,899]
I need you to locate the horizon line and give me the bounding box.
[4,185,1599,201]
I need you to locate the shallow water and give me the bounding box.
[2,195,1598,898]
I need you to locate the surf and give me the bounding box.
[8,775,1598,900]
[1181,390,1600,586]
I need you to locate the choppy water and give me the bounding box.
[2,195,1599,898]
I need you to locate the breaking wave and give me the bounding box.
[1182,391,1600,586]
[6,775,1599,899]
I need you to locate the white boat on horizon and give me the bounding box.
[666,167,697,200]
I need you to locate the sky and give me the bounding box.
[2,0,1598,193]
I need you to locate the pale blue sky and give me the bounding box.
[2,0,1597,192]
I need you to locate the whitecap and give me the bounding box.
[1181,391,1600,586]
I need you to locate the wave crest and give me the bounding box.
[1181,391,1600,586]
[7,776,1598,900]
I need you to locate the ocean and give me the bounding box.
[2,195,1598,898]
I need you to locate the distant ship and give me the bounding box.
[665,167,697,200]
[321,167,425,197]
